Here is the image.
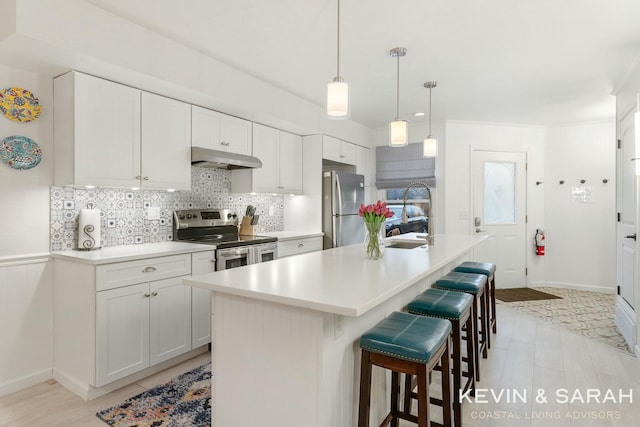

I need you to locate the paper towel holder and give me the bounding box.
[77,209,102,251]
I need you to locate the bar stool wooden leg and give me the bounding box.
[358,350,372,427]
[490,274,497,333]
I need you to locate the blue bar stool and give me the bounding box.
[358,311,453,427]
[433,272,488,382]
[454,261,497,334]
[407,288,475,427]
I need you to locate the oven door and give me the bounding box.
[216,247,250,270]
[256,243,278,263]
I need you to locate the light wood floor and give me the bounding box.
[1,305,639,427]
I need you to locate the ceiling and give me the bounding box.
[87,0,640,129]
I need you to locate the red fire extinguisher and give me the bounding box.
[535,229,545,256]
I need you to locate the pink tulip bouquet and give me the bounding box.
[359,201,393,259]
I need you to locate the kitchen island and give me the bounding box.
[184,233,487,427]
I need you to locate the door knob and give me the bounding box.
[476,228,486,233]
[625,233,637,241]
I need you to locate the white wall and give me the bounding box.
[0,65,52,258]
[444,121,546,284]
[544,121,616,292]
[0,65,54,397]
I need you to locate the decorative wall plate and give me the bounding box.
[0,87,42,123]
[0,135,42,170]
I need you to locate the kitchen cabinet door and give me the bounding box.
[278,131,303,194]
[149,277,192,365]
[322,135,356,165]
[192,106,252,156]
[191,251,215,348]
[54,71,141,188]
[141,92,191,190]
[96,283,150,387]
[250,123,279,192]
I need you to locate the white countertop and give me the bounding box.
[185,233,487,317]
[51,241,215,265]
[261,231,323,241]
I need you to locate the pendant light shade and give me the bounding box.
[390,119,409,147]
[423,81,438,157]
[327,78,349,118]
[389,47,408,147]
[327,0,349,119]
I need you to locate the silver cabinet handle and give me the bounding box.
[135,175,141,179]
[298,243,304,248]
[144,292,150,298]
[210,259,216,263]
[151,291,158,296]
[476,228,486,233]
[339,154,345,158]
[142,266,157,273]
[143,176,149,181]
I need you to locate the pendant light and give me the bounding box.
[327,0,349,118]
[389,47,408,147]
[423,81,438,157]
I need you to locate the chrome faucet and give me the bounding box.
[401,181,434,245]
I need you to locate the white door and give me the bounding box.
[149,277,192,365]
[141,92,191,190]
[96,283,150,387]
[617,110,637,311]
[472,151,527,288]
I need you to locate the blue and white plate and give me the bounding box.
[0,135,42,170]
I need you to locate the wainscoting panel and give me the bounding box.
[0,255,53,397]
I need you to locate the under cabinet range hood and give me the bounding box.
[191,147,262,169]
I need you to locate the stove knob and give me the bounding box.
[178,215,185,220]
[186,214,192,219]
[227,213,233,219]
[232,213,237,219]
[192,213,198,219]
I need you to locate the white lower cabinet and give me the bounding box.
[54,253,197,393]
[191,251,215,348]
[96,276,192,387]
[278,236,323,258]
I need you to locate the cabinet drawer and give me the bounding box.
[97,254,191,291]
[278,237,323,258]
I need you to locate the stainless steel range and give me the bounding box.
[173,209,277,270]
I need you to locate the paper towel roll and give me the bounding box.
[78,209,101,250]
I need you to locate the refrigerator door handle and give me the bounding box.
[333,173,343,247]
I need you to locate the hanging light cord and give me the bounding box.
[336,0,340,79]
[428,85,432,135]
[396,53,400,119]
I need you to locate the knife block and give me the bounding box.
[239,216,255,236]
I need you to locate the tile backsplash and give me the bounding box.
[50,167,284,251]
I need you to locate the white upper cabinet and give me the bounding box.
[355,145,370,183]
[54,71,191,190]
[322,135,356,165]
[191,105,252,156]
[54,71,141,188]
[231,123,302,194]
[141,92,191,190]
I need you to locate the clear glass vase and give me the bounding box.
[364,224,385,260]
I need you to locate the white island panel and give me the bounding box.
[185,234,487,427]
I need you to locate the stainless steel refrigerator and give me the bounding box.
[322,171,365,249]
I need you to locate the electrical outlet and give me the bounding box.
[147,206,160,220]
[334,314,344,339]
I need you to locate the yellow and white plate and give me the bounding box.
[0,87,42,123]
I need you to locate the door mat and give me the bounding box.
[96,362,211,426]
[495,288,562,303]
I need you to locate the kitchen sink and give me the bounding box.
[387,240,427,249]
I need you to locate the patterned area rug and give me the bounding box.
[96,363,211,426]
[495,287,562,302]
[499,287,633,355]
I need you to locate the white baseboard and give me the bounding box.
[529,281,615,294]
[54,346,208,401]
[615,296,637,354]
[0,368,52,398]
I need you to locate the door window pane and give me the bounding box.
[484,162,515,224]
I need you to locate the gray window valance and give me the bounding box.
[375,142,436,189]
